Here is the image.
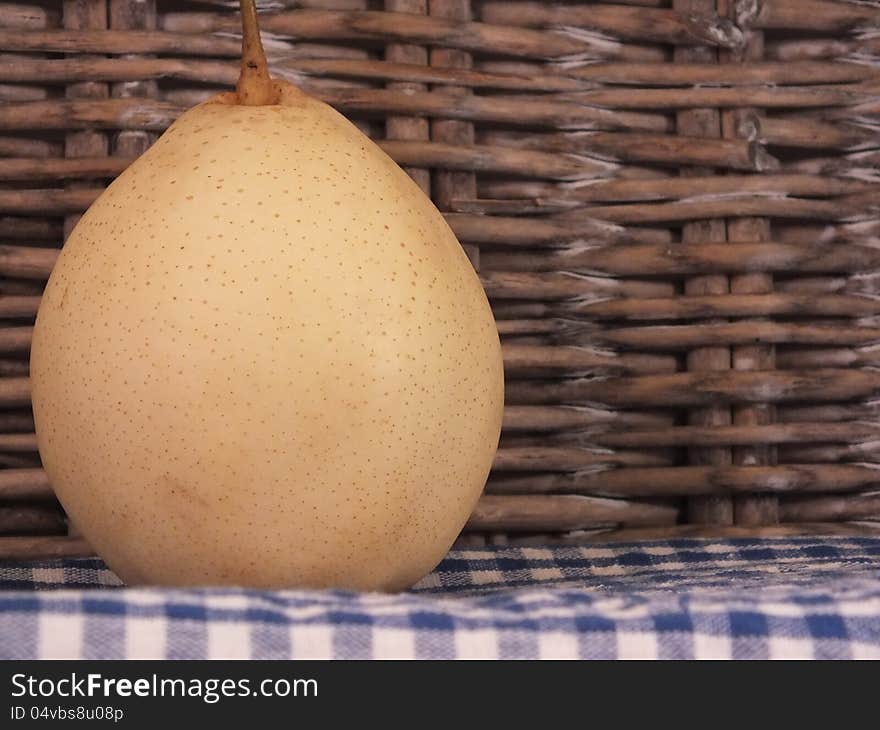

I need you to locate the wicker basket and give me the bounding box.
[1,0,879,560]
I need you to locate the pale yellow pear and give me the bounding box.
[29,3,503,591]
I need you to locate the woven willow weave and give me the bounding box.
[0,0,879,558]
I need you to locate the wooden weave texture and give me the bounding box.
[1,0,879,558]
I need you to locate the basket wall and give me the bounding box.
[1,0,879,559]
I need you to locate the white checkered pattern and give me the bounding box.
[1,537,879,659]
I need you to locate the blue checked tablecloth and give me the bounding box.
[1,537,879,659]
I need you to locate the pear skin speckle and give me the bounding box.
[30,86,504,591]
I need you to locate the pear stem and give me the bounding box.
[236,0,279,105]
